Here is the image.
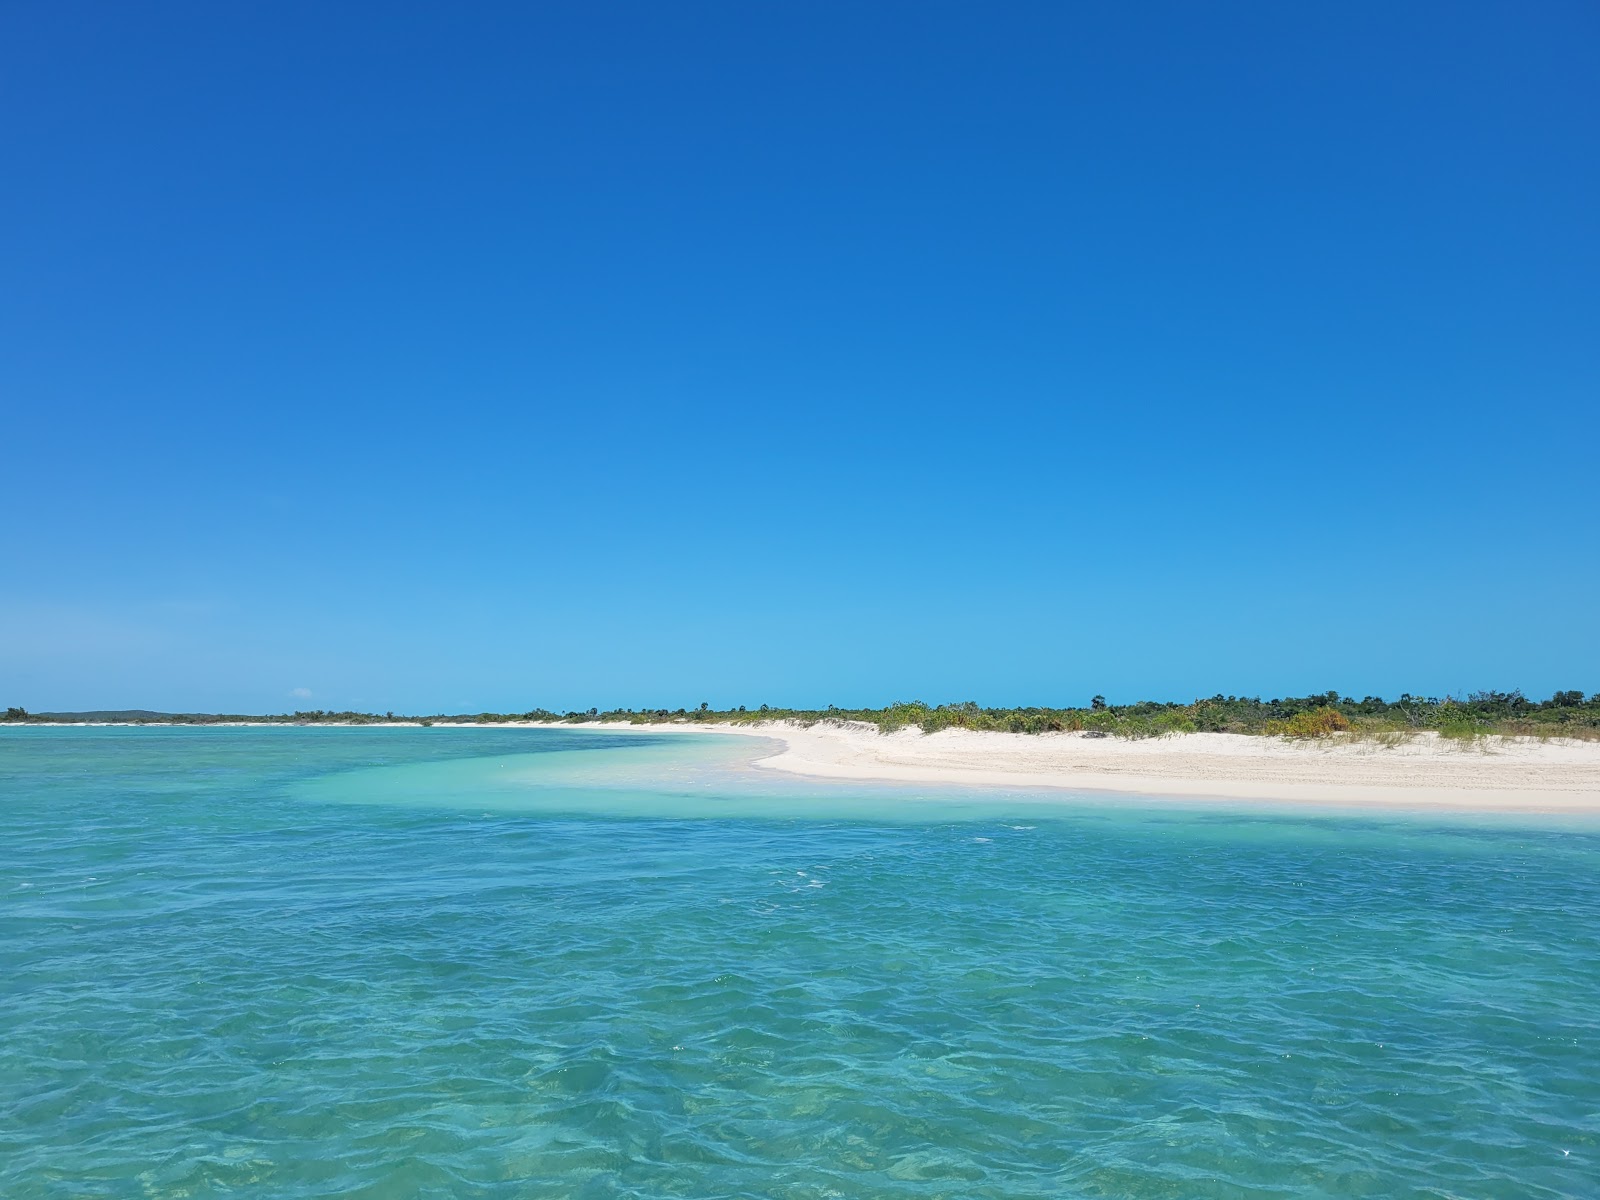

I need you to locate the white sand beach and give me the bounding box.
[564,720,1600,811]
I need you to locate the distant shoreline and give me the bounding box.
[8,692,1597,743]
[8,718,1600,812]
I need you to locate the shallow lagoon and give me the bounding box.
[3,726,1597,1197]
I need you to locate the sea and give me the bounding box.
[2,726,1596,1198]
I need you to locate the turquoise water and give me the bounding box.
[3,727,1597,1198]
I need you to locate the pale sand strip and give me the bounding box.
[556,721,1600,811]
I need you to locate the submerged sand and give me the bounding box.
[560,720,1600,811]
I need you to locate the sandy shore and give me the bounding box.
[11,718,1600,810]
[559,720,1600,811]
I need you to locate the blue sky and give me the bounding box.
[3,2,1596,713]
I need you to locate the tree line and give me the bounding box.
[4,691,1597,739]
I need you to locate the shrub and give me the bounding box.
[1265,706,1351,738]
[1437,715,1488,742]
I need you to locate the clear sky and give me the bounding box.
[3,2,1596,714]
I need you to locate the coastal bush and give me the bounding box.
[1108,710,1199,739]
[1071,710,1124,737]
[1156,711,1198,736]
[1437,714,1490,743]
[1265,707,1351,738]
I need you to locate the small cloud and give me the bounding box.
[291,687,313,699]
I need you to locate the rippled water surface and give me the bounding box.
[3,727,1598,1198]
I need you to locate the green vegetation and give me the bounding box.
[4,691,1597,740]
[1263,706,1351,738]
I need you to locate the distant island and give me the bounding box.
[5,690,1596,741]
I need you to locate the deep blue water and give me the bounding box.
[2,726,1597,1198]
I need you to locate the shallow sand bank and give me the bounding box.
[558,720,1600,811]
